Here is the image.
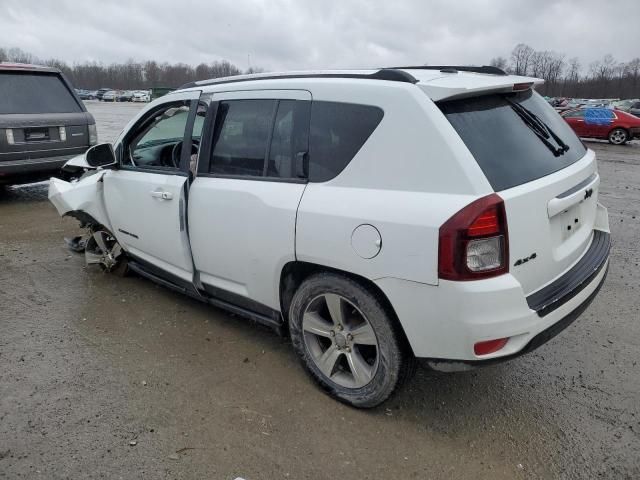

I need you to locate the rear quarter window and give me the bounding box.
[309,101,383,182]
[0,72,82,114]
[439,90,586,191]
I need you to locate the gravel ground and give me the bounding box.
[0,101,638,479]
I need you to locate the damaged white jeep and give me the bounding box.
[49,67,610,407]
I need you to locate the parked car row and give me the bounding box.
[100,89,150,102]
[75,88,151,102]
[547,96,640,114]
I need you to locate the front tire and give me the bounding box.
[608,128,628,145]
[289,273,412,408]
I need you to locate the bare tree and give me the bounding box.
[489,56,508,71]
[566,57,581,82]
[510,43,534,75]
[5,47,36,64]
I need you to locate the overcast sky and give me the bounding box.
[1,0,638,71]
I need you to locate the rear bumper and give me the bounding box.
[0,154,78,183]
[376,229,610,364]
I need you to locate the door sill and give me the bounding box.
[127,258,284,333]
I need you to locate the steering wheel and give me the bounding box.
[170,139,200,169]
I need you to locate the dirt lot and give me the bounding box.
[1,101,639,479]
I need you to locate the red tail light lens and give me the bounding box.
[467,206,500,236]
[438,193,509,281]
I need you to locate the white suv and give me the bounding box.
[49,66,610,407]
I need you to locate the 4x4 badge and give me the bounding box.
[514,253,537,267]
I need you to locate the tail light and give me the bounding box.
[88,124,98,145]
[438,193,509,281]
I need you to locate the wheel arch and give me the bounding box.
[279,260,415,356]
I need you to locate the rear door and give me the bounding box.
[0,70,93,163]
[439,90,603,295]
[188,90,311,311]
[103,90,201,283]
[583,108,615,138]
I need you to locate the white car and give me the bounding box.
[132,90,150,102]
[101,90,117,102]
[48,66,610,407]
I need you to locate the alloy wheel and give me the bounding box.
[302,293,379,389]
[609,129,627,145]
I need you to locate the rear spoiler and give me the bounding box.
[416,74,544,102]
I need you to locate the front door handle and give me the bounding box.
[150,190,173,200]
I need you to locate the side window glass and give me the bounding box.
[210,100,275,176]
[125,102,190,170]
[266,100,309,179]
[309,101,384,182]
[564,110,584,118]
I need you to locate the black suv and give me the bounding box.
[0,63,97,185]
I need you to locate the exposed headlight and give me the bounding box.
[59,126,67,142]
[88,124,98,145]
[5,128,14,145]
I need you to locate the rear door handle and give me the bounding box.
[150,190,173,200]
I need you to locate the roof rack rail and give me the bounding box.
[178,68,418,90]
[392,65,508,76]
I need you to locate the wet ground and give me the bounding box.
[1,102,639,479]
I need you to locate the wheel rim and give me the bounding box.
[85,230,122,271]
[610,129,626,144]
[302,293,379,389]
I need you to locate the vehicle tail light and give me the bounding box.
[5,128,14,145]
[513,82,533,92]
[438,193,509,280]
[88,124,98,145]
[474,337,509,356]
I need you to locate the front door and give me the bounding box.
[103,91,201,283]
[188,90,311,311]
[562,109,587,137]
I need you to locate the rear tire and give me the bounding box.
[608,128,628,145]
[289,273,413,408]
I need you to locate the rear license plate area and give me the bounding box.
[24,127,51,142]
[560,204,581,240]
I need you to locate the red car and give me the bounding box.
[561,107,640,145]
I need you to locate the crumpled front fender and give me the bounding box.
[48,171,113,232]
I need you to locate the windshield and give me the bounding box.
[0,72,83,114]
[439,90,586,191]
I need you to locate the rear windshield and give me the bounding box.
[0,72,82,114]
[439,90,586,191]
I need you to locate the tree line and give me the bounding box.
[490,43,640,99]
[3,44,639,99]
[0,47,260,90]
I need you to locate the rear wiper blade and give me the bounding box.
[517,103,570,153]
[507,100,570,157]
